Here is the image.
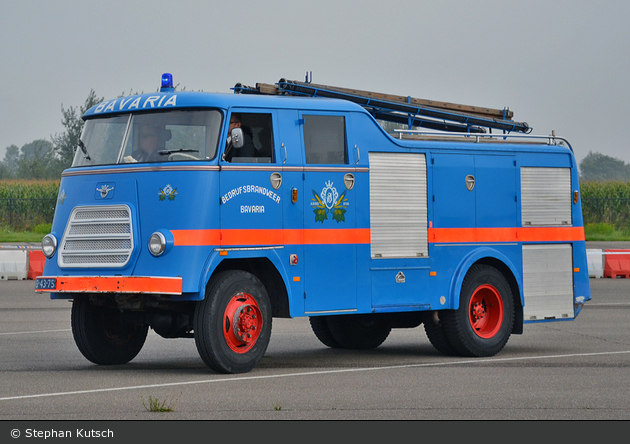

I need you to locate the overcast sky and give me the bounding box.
[1,0,629,166]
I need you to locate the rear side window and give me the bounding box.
[303,115,347,164]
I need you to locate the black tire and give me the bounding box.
[71,296,148,365]
[442,264,515,357]
[194,271,272,374]
[422,311,459,356]
[326,314,391,350]
[309,316,343,348]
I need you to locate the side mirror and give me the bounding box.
[231,128,244,149]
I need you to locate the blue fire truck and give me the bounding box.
[35,73,591,374]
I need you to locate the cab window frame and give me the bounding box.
[222,110,276,164]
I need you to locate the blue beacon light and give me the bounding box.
[160,73,174,92]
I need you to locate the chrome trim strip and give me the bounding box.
[433,243,519,247]
[304,309,358,315]
[214,246,284,252]
[63,165,369,177]
[220,165,282,172]
[62,165,220,176]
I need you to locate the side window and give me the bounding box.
[225,112,275,163]
[303,115,347,165]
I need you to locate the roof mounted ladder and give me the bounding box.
[233,79,531,134]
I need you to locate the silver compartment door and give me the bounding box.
[522,244,575,320]
[369,152,428,259]
[521,167,572,226]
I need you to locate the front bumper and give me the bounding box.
[34,276,183,295]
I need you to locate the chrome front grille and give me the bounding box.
[58,205,134,268]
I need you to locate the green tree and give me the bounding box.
[15,139,56,179]
[579,151,630,182]
[1,145,20,177]
[0,162,12,179]
[51,89,103,169]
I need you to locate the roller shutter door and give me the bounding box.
[369,152,428,259]
[522,244,575,320]
[521,167,572,226]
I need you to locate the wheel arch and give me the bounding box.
[201,252,291,318]
[449,247,523,335]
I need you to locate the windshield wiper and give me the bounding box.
[158,148,199,156]
[78,139,91,160]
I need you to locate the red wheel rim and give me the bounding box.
[223,292,263,353]
[468,284,504,339]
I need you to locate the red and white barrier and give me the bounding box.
[0,246,45,280]
[587,249,630,279]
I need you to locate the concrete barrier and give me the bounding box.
[587,249,604,279]
[0,249,29,280]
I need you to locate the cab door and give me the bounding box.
[299,112,358,313]
[219,110,283,247]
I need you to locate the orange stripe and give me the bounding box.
[429,227,585,243]
[170,229,221,246]
[222,229,284,246]
[171,226,584,247]
[35,276,182,294]
[300,229,371,245]
[171,227,585,247]
[171,228,371,246]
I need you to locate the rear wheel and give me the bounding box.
[326,314,391,349]
[442,264,514,357]
[309,316,343,348]
[422,311,458,356]
[71,296,148,365]
[194,271,272,374]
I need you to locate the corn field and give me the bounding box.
[0,180,59,231]
[580,181,630,227]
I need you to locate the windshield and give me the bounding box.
[73,109,222,167]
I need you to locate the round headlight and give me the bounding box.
[41,234,57,258]
[148,232,166,257]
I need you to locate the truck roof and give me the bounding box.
[83,90,366,119]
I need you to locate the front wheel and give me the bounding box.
[442,264,515,357]
[194,271,272,374]
[71,296,148,365]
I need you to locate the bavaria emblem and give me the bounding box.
[311,180,349,223]
[158,184,178,201]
